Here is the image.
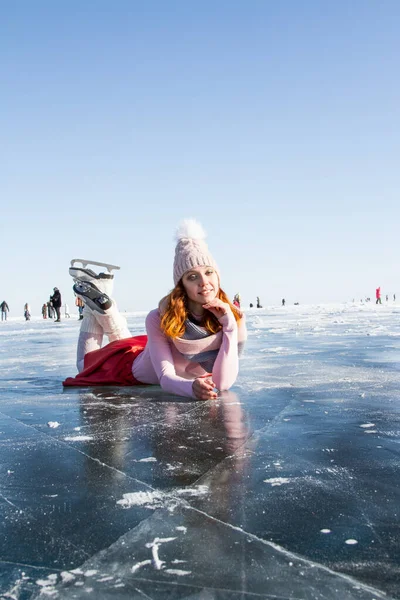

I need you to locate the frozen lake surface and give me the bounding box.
[1,303,400,599]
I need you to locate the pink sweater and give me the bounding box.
[132,308,247,398]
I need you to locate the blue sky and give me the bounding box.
[1,0,399,315]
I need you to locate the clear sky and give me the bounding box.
[1,0,399,315]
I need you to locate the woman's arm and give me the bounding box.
[201,299,247,391]
[211,311,241,390]
[145,310,195,398]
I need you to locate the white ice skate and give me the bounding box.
[69,259,120,296]
[73,281,113,314]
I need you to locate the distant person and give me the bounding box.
[75,296,84,320]
[282,298,285,306]
[394,294,396,302]
[376,287,382,305]
[386,294,389,302]
[64,303,70,318]
[256,296,262,308]
[233,293,241,308]
[1,300,10,321]
[249,303,253,308]
[42,303,48,319]
[50,287,62,322]
[24,303,31,321]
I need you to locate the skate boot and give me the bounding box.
[69,259,120,297]
[73,281,113,314]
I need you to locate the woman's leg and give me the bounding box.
[73,282,131,370]
[71,260,132,370]
[76,305,104,372]
[71,263,117,371]
[90,300,132,343]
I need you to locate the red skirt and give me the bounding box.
[63,335,148,387]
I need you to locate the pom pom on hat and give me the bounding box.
[175,219,206,242]
[173,218,219,285]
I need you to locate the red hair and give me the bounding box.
[160,281,242,339]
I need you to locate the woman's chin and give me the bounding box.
[199,295,216,304]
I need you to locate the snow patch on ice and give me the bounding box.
[165,569,192,575]
[131,559,151,573]
[145,537,176,570]
[174,485,209,497]
[117,485,209,510]
[117,490,164,508]
[263,477,291,486]
[172,559,187,563]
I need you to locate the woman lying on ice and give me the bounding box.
[63,219,247,400]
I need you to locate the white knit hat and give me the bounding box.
[173,219,219,286]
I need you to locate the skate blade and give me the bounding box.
[70,258,120,273]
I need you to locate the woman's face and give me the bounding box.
[181,266,219,311]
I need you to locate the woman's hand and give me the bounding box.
[192,376,218,400]
[202,298,231,320]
